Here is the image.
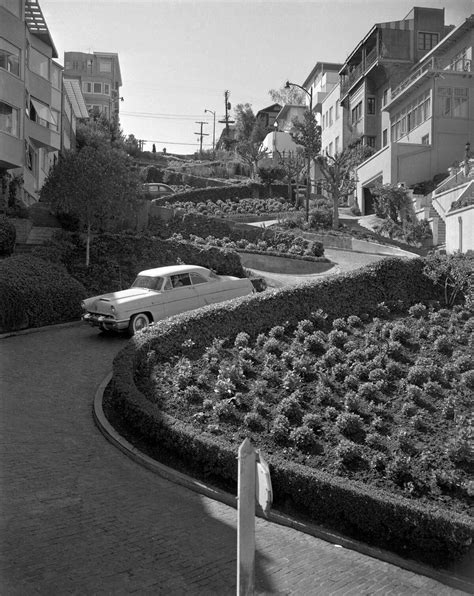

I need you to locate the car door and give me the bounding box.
[162,273,201,318]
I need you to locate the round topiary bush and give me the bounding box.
[0,215,16,256]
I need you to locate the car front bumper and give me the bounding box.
[82,312,129,331]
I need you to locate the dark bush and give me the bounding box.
[0,216,16,256]
[0,255,86,332]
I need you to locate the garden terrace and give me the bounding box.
[108,257,474,564]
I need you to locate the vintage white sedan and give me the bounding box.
[81,264,255,335]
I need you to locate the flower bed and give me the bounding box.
[171,232,325,259]
[164,197,300,218]
[107,258,474,563]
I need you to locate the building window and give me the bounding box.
[438,87,469,119]
[335,100,339,120]
[50,108,60,132]
[51,64,61,89]
[418,32,439,51]
[328,142,333,156]
[0,100,19,136]
[449,48,471,72]
[72,60,80,70]
[99,60,112,73]
[93,82,102,94]
[382,89,388,107]
[421,134,430,145]
[367,97,376,115]
[29,47,49,80]
[329,107,333,126]
[391,90,431,141]
[103,83,110,95]
[29,97,57,129]
[0,38,20,76]
[351,101,362,124]
[335,136,339,154]
[382,129,388,147]
[25,140,35,172]
[365,136,376,148]
[83,82,92,93]
[0,0,21,17]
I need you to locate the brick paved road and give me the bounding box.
[0,325,469,594]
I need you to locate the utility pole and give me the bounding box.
[194,121,209,158]
[218,90,235,151]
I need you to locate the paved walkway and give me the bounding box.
[0,323,470,595]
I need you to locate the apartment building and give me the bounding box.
[356,13,473,214]
[1,0,62,204]
[63,51,122,120]
[339,7,453,157]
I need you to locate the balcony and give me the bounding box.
[340,47,380,97]
[390,57,473,101]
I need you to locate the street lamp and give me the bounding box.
[285,80,313,221]
[204,109,216,158]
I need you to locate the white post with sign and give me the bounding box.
[237,438,273,596]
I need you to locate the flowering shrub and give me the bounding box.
[136,302,473,528]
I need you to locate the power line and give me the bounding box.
[139,139,213,147]
[121,111,215,121]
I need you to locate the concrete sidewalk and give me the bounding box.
[0,324,471,594]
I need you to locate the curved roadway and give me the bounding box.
[0,257,468,594]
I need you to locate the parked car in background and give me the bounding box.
[81,264,255,335]
[142,183,175,200]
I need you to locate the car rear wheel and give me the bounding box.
[128,313,150,336]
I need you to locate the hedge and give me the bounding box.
[0,255,86,333]
[34,231,246,295]
[0,215,16,256]
[151,182,290,206]
[108,257,474,563]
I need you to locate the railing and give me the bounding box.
[391,57,473,100]
[340,47,380,96]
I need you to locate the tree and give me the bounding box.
[124,134,141,157]
[370,183,414,225]
[235,141,269,179]
[289,110,321,220]
[315,145,373,229]
[234,103,256,142]
[276,148,306,206]
[76,112,124,151]
[257,165,286,197]
[40,145,141,266]
[268,86,306,106]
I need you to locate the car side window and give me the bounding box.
[163,278,173,290]
[171,273,191,288]
[190,272,208,285]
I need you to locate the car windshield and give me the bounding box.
[131,276,163,290]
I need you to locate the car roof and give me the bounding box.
[138,264,211,277]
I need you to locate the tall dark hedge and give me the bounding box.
[0,256,87,332]
[0,215,16,256]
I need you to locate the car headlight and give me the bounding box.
[110,305,116,314]
[81,301,86,310]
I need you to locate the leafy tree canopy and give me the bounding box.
[40,145,141,265]
[234,103,256,143]
[316,144,374,229]
[269,86,306,106]
[290,111,321,160]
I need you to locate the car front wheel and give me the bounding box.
[128,313,150,336]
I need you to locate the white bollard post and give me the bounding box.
[237,438,256,596]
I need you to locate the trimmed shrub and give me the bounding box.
[0,255,86,332]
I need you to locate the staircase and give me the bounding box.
[13,202,62,254]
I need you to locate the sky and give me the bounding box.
[40,0,473,155]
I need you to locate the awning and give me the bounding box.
[30,98,57,125]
